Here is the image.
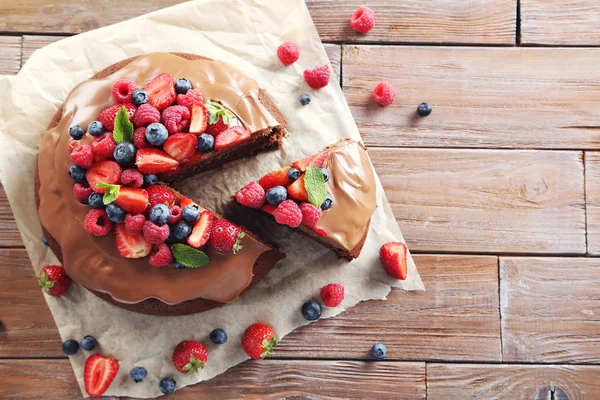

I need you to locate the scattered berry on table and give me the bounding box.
[143,174,157,187]
[370,343,387,359]
[145,123,169,146]
[87,121,106,136]
[210,328,228,345]
[277,42,300,66]
[169,205,183,224]
[301,299,322,321]
[112,79,138,103]
[304,65,330,89]
[69,165,87,183]
[159,377,177,395]
[176,89,204,112]
[214,126,251,150]
[147,185,175,208]
[106,203,127,223]
[130,366,148,383]
[88,192,105,209]
[133,104,161,128]
[266,185,288,206]
[149,243,173,267]
[236,182,266,209]
[182,205,201,223]
[69,125,85,140]
[70,144,94,169]
[208,219,244,254]
[287,167,301,181]
[86,161,122,193]
[113,141,137,165]
[62,339,79,355]
[73,183,93,204]
[92,133,117,159]
[99,103,136,131]
[39,265,72,296]
[417,102,432,117]
[320,167,330,182]
[143,220,170,245]
[380,242,408,280]
[299,93,311,106]
[80,335,97,351]
[197,133,214,153]
[172,340,208,374]
[162,105,191,134]
[259,167,292,190]
[150,204,171,225]
[42,236,49,246]
[121,168,144,188]
[242,323,277,360]
[300,202,323,227]
[131,89,149,106]
[321,194,333,210]
[350,6,375,33]
[187,211,213,248]
[163,133,197,163]
[321,283,345,307]
[173,221,192,241]
[135,148,179,174]
[124,213,146,236]
[84,209,113,236]
[84,354,119,398]
[114,223,152,259]
[274,200,302,228]
[372,81,395,106]
[144,73,176,111]
[175,78,192,95]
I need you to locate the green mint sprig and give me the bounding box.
[304,164,328,209]
[97,183,120,205]
[205,101,235,125]
[171,244,210,268]
[113,106,134,144]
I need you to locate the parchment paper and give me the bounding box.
[0,0,424,397]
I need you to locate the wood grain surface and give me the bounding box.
[0,37,21,75]
[585,152,600,254]
[0,185,23,247]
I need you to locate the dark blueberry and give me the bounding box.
[173,221,192,241]
[299,93,311,106]
[143,174,157,187]
[182,205,200,223]
[145,123,168,146]
[87,121,105,136]
[69,125,85,140]
[113,141,136,165]
[320,168,329,183]
[166,225,178,245]
[370,343,387,360]
[266,185,287,205]
[173,261,186,268]
[42,236,49,246]
[130,366,148,383]
[88,192,104,209]
[417,103,432,117]
[131,89,149,106]
[287,167,301,181]
[62,339,79,355]
[150,204,170,226]
[106,203,126,223]
[321,194,333,211]
[175,78,192,95]
[69,165,87,183]
[197,133,214,153]
[301,300,322,321]
[80,335,97,351]
[159,377,177,395]
[209,328,228,345]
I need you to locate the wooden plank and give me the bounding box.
[427,363,600,400]
[500,257,600,363]
[0,36,22,75]
[0,185,24,247]
[323,43,341,83]
[521,0,600,45]
[343,46,600,150]
[21,35,66,65]
[371,148,586,254]
[585,152,600,254]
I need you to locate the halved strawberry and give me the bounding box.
[114,223,152,258]
[261,204,277,215]
[187,211,214,248]
[83,354,119,398]
[258,166,292,190]
[86,161,122,194]
[287,176,308,201]
[380,242,408,280]
[114,187,149,214]
[163,133,197,163]
[214,126,251,151]
[189,103,208,135]
[292,151,329,172]
[135,148,179,174]
[180,196,207,213]
[144,73,176,111]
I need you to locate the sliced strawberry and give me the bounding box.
[292,151,329,172]
[187,211,214,248]
[114,187,149,214]
[83,354,119,398]
[258,166,292,190]
[114,223,152,259]
[214,126,251,151]
[189,103,208,135]
[163,133,197,163]
[86,161,122,194]
[180,196,207,213]
[380,242,408,280]
[287,176,308,201]
[144,73,176,111]
[261,204,277,215]
[135,148,179,174]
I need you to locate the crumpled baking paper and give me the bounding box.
[0,0,424,397]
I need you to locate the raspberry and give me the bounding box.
[112,79,138,103]
[147,186,175,209]
[162,105,191,134]
[350,6,375,33]
[321,283,345,307]
[372,81,395,106]
[176,89,204,112]
[169,205,183,224]
[99,103,136,131]
[73,183,93,203]
[299,202,323,227]
[143,220,170,244]
[92,133,116,159]
[205,116,229,136]
[133,127,150,149]
[133,104,161,128]
[277,42,300,66]
[273,200,302,228]
[149,243,173,267]
[124,213,146,236]
[70,144,94,169]
[121,168,144,187]
[236,182,266,209]
[84,209,113,236]
[304,65,330,89]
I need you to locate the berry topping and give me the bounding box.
[175,78,192,95]
[132,127,150,149]
[187,211,213,248]
[113,141,137,165]
[62,339,79,355]
[287,167,301,181]
[42,236,49,246]
[135,148,179,174]
[86,161,122,193]
[380,242,408,280]
[301,299,322,321]
[197,133,215,153]
[131,89,149,106]
[144,73,176,111]
[169,205,183,224]
[277,42,300,66]
[287,178,308,202]
[99,103,136,132]
[205,115,229,136]
[371,343,387,360]
[133,103,161,128]
[159,377,177,395]
[162,105,191,134]
[299,93,311,106]
[236,182,266,209]
[114,187,149,214]
[149,243,174,267]
[112,79,138,103]
[124,213,146,236]
[214,126,250,150]
[372,81,395,106]
[92,135,117,163]
[143,220,170,244]
[38,265,72,297]
[292,151,328,171]
[84,209,114,237]
[69,165,87,183]
[259,166,292,190]
[210,328,228,345]
[87,121,106,137]
[145,122,168,146]
[321,194,333,210]
[173,221,192,241]
[114,223,152,258]
[143,174,157,187]
[321,283,345,307]
[350,6,375,33]
[320,167,330,182]
[83,354,119,398]
[208,219,244,254]
[304,64,330,89]
[163,133,197,163]
[69,125,85,140]
[149,204,170,225]
[172,340,208,374]
[147,185,175,209]
[106,203,126,223]
[130,366,148,383]
[70,144,95,169]
[274,200,302,228]
[80,335,97,351]
[88,192,104,209]
[73,182,93,204]
[189,103,208,134]
[242,323,277,360]
[266,185,288,206]
[300,202,323,227]
[121,168,144,187]
[261,203,277,215]
[182,205,200,223]
[176,89,204,112]
[417,102,432,117]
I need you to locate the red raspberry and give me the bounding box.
[277,42,300,66]
[299,202,323,227]
[84,209,113,236]
[143,220,170,244]
[112,79,138,103]
[124,213,146,236]
[133,104,161,128]
[304,65,330,89]
[92,133,116,160]
[149,243,173,267]
[147,186,175,209]
[205,116,229,136]
[321,283,345,307]
[162,105,191,134]
[274,200,302,228]
[236,182,266,209]
[372,82,395,106]
[73,183,93,203]
[99,103,136,131]
[169,205,183,224]
[121,168,144,188]
[176,89,204,112]
[350,6,375,33]
[70,144,94,169]
[133,127,150,149]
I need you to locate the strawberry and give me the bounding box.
[144,73,176,111]
[187,211,213,248]
[258,166,292,190]
[114,187,149,214]
[261,204,277,215]
[114,223,152,259]
[287,176,308,201]
[135,148,179,174]
[292,151,329,172]
[189,103,208,135]
[38,265,72,297]
[379,242,408,280]
[163,133,197,163]
[172,340,208,374]
[83,354,119,398]
[180,196,207,213]
[86,161,122,194]
[148,185,176,209]
[205,115,229,136]
[242,323,277,360]
[99,103,136,131]
[214,126,250,151]
[208,219,244,254]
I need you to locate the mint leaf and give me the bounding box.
[113,106,134,144]
[97,182,121,205]
[205,101,235,125]
[171,244,210,268]
[304,164,328,208]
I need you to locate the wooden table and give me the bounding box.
[2,1,600,399]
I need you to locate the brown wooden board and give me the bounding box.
[585,152,600,254]
[21,35,66,65]
[0,37,21,75]
[0,185,25,247]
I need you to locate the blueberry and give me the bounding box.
[321,194,333,210]
[320,168,329,182]
[266,186,287,205]
[143,174,157,187]
[182,205,200,223]
[80,335,97,351]
[159,377,177,395]
[173,261,186,268]
[69,125,85,140]
[210,328,228,344]
[62,339,79,355]
[197,133,214,153]
[145,123,168,146]
[106,203,126,223]
[42,236,49,246]
[175,78,192,95]
[150,204,170,226]
[88,192,104,209]
[417,103,432,117]
[130,366,148,383]
[69,165,87,183]
[301,300,322,321]
[173,221,192,240]
[166,226,178,245]
[287,167,301,181]
[87,121,105,136]
[299,93,311,106]
[131,89,149,106]
[113,141,136,165]
[370,343,387,360]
